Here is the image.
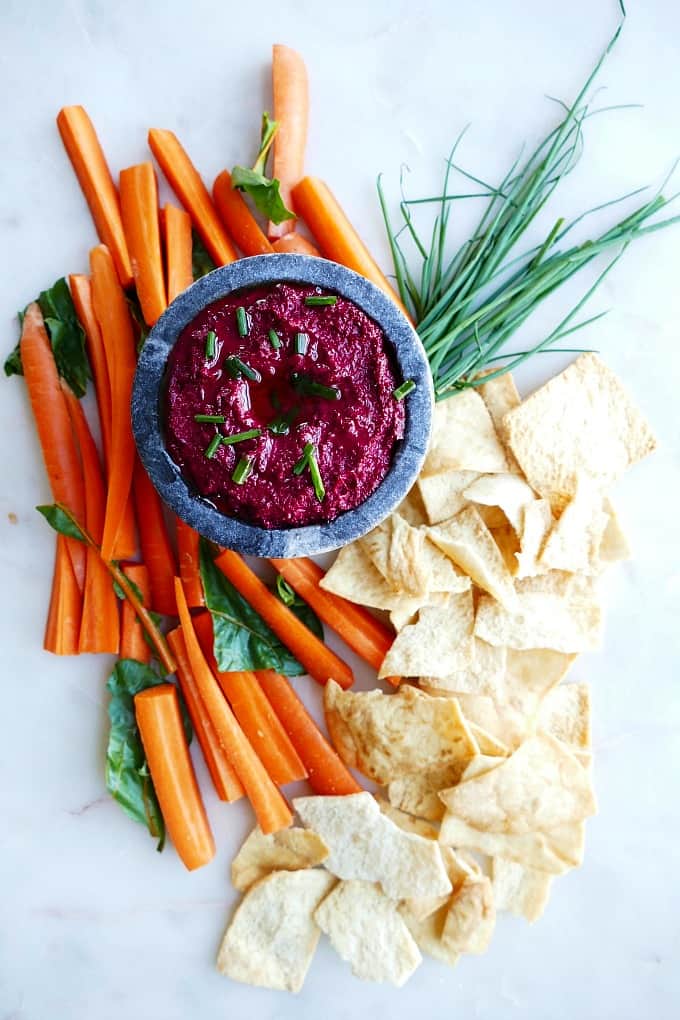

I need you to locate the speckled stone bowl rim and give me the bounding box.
[132,254,433,558]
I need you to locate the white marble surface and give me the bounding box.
[1,1,680,1017]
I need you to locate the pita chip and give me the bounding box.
[231,825,329,892]
[428,506,518,609]
[379,591,475,679]
[424,389,509,476]
[491,857,553,922]
[538,683,591,750]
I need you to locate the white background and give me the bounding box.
[1,1,679,1018]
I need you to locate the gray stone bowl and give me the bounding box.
[132,254,433,558]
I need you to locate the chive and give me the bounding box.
[268,328,281,349]
[222,428,261,445]
[292,443,312,476]
[304,294,338,307]
[393,379,416,400]
[235,306,250,336]
[232,456,253,485]
[205,330,217,359]
[194,413,226,423]
[225,356,261,382]
[294,332,309,355]
[204,433,223,459]
[292,442,326,502]
[290,372,341,401]
[276,574,297,606]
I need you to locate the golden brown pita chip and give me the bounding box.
[491,857,552,922]
[424,389,509,476]
[399,898,460,967]
[540,481,608,575]
[467,721,511,757]
[315,880,422,987]
[387,761,469,822]
[474,589,602,653]
[418,470,479,525]
[463,473,536,532]
[503,354,657,511]
[441,874,495,955]
[439,814,585,874]
[420,639,506,696]
[395,484,428,527]
[293,792,452,900]
[375,797,439,839]
[216,869,335,992]
[361,516,429,597]
[538,683,591,749]
[324,681,476,785]
[379,591,475,679]
[428,506,518,609]
[454,693,527,750]
[231,826,329,892]
[320,542,428,614]
[477,369,521,430]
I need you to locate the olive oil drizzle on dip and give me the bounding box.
[164,282,408,529]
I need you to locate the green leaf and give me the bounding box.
[38,278,91,397]
[199,539,312,675]
[275,574,296,606]
[253,111,278,176]
[231,166,295,225]
[192,230,216,281]
[36,504,86,543]
[4,310,24,378]
[105,660,167,850]
[125,291,150,353]
[272,574,324,642]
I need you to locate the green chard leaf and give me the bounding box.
[125,291,150,353]
[39,278,90,397]
[199,539,322,675]
[4,311,24,379]
[231,111,295,225]
[36,503,87,543]
[105,660,167,850]
[192,230,216,281]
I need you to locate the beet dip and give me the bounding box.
[164,282,406,528]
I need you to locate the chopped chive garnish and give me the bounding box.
[194,413,226,423]
[292,444,311,475]
[290,372,341,401]
[222,428,261,445]
[295,332,309,355]
[292,442,326,502]
[204,433,223,459]
[304,294,338,307]
[225,356,261,382]
[205,330,217,359]
[393,379,416,400]
[232,456,253,485]
[268,329,281,349]
[235,306,250,336]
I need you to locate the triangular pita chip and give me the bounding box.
[540,480,608,575]
[428,506,517,609]
[439,814,585,874]
[418,470,479,525]
[424,389,509,476]
[474,589,602,653]
[491,857,552,923]
[462,473,536,531]
[231,826,329,892]
[379,591,475,679]
[538,683,591,749]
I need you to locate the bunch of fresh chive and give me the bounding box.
[378,9,680,400]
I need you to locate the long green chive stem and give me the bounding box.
[295,332,310,355]
[225,356,261,382]
[231,456,253,484]
[304,294,338,306]
[268,329,282,349]
[292,442,325,501]
[235,306,250,336]
[222,428,261,445]
[290,372,341,400]
[393,379,416,400]
[292,445,311,475]
[194,413,226,423]
[204,330,217,359]
[204,433,223,459]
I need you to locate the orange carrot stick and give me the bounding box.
[257,671,362,795]
[132,458,177,616]
[272,233,320,256]
[269,44,309,240]
[193,614,307,787]
[176,518,204,608]
[167,627,244,802]
[135,684,215,870]
[214,550,354,690]
[164,203,194,301]
[90,245,137,561]
[62,382,120,655]
[292,177,410,316]
[57,106,133,288]
[69,274,113,471]
[148,129,238,267]
[120,162,167,326]
[20,303,86,591]
[120,563,151,662]
[44,535,83,656]
[270,557,394,670]
[174,578,292,834]
[213,170,274,256]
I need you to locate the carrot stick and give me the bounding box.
[214,550,354,690]
[57,106,133,288]
[20,303,86,591]
[164,203,194,301]
[132,458,177,616]
[119,564,151,662]
[90,245,137,561]
[148,129,238,267]
[167,627,244,802]
[120,163,167,326]
[292,177,410,316]
[44,535,83,656]
[176,518,204,608]
[257,671,362,795]
[272,233,320,256]
[193,614,307,786]
[135,684,215,870]
[62,382,120,655]
[269,45,309,240]
[69,274,113,471]
[213,170,274,256]
[174,578,292,834]
[270,557,394,671]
